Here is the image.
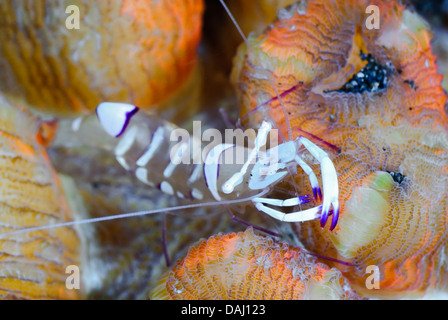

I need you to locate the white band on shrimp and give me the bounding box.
[298,136,340,230]
[222,121,272,194]
[204,143,236,201]
[95,102,340,231]
[254,202,322,222]
[96,102,139,137]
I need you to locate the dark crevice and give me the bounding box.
[327,51,393,94]
[388,171,406,184]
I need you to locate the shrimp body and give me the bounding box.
[96,102,340,229]
[97,102,260,202]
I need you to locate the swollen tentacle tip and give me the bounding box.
[0,98,80,299]
[150,228,362,300]
[96,102,139,138]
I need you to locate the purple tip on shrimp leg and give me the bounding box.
[320,207,330,228]
[329,203,340,231]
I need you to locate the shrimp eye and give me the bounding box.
[96,102,139,137]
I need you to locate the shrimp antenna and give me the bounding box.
[219,0,293,142]
[219,0,302,208]
[219,0,249,46]
[0,189,270,238]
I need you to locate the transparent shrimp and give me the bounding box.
[0,2,340,242]
[0,99,338,239]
